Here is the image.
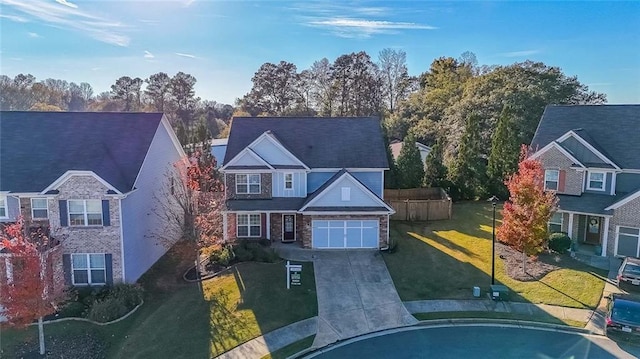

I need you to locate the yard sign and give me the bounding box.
[286,260,302,289]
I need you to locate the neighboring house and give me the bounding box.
[390,140,431,163]
[221,117,394,249]
[530,105,640,257]
[210,138,228,168]
[0,111,185,285]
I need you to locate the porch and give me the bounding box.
[552,211,610,257]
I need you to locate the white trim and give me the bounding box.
[557,209,613,218]
[615,225,640,257]
[601,217,610,257]
[621,169,640,174]
[221,147,275,171]
[223,212,228,243]
[544,169,559,191]
[610,173,617,195]
[30,197,49,220]
[606,188,640,210]
[299,171,394,212]
[160,115,187,158]
[42,170,122,195]
[282,214,296,242]
[0,196,7,219]
[67,199,103,227]
[250,131,310,170]
[310,168,389,172]
[548,212,563,232]
[235,173,261,194]
[529,141,585,168]
[302,211,391,215]
[71,253,107,286]
[284,172,294,191]
[586,170,607,192]
[236,213,261,238]
[118,198,126,283]
[567,213,574,238]
[266,213,271,240]
[557,130,621,170]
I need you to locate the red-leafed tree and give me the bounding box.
[0,219,66,355]
[498,145,558,273]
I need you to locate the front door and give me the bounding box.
[585,216,601,245]
[283,214,295,242]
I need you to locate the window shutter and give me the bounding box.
[59,200,68,227]
[62,254,72,285]
[558,170,566,192]
[105,253,113,285]
[102,200,110,226]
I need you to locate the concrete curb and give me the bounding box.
[414,318,596,335]
[30,300,144,327]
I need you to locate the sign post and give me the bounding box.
[286,260,302,289]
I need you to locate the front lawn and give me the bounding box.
[0,246,317,358]
[383,202,607,309]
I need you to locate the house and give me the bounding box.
[390,140,431,163]
[0,111,185,285]
[221,117,394,249]
[530,105,640,257]
[210,138,228,168]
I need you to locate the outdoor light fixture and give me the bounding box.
[488,195,499,285]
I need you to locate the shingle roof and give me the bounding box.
[0,111,163,193]
[225,198,306,211]
[223,117,388,168]
[556,193,621,215]
[530,105,640,169]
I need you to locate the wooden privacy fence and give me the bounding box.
[384,188,452,221]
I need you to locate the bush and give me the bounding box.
[234,245,254,262]
[108,284,143,309]
[548,232,571,254]
[210,245,234,266]
[232,241,280,263]
[87,296,128,323]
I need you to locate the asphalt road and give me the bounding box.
[305,324,640,359]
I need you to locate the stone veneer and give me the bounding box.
[538,147,584,196]
[607,195,640,256]
[301,215,389,249]
[48,175,124,283]
[225,173,272,200]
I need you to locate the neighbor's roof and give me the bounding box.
[389,140,431,160]
[0,111,164,193]
[223,117,388,168]
[530,105,640,169]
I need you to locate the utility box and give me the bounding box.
[490,285,509,301]
[473,286,481,298]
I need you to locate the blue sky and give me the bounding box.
[1,1,639,105]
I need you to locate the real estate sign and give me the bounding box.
[285,260,302,289]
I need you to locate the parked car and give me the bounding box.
[616,257,640,290]
[605,294,640,337]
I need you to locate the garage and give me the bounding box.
[616,226,640,257]
[312,220,379,248]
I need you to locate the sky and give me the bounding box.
[1,0,639,105]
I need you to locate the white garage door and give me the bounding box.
[312,220,379,248]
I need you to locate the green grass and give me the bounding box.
[413,311,586,328]
[383,201,607,309]
[0,248,317,358]
[261,335,315,359]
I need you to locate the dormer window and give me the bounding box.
[236,174,261,194]
[284,173,293,190]
[587,171,606,191]
[544,170,559,191]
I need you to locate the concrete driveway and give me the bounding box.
[311,250,417,348]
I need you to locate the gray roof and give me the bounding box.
[223,117,388,169]
[531,105,640,169]
[0,111,163,193]
[225,198,306,211]
[556,193,622,215]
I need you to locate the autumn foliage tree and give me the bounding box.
[0,219,65,355]
[498,146,558,273]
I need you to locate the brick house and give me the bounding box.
[0,112,185,285]
[221,117,394,249]
[530,105,640,257]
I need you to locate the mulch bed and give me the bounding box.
[183,260,230,281]
[497,242,571,282]
[12,333,106,359]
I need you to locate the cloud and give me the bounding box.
[175,52,196,59]
[306,17,437,38]
[55,0,77,9]
[144,50,154,59]
[27,32,40,38]
[500,50,540,58]
[0,13,29,22]
[1,0,130,46]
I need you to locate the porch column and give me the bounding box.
[567,213,574,239]
[223,212,228,243]
[601,216,610,257]
[266,213,271,240]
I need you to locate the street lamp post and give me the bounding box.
[488,195,499,285]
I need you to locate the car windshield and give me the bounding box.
[612,301,640,324]
[624,263,640,275]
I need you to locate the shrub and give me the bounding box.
[87,296,128,323]
[234,245,254,262]
[210,245,234,266]
[548,232,571,254]
[108,284,143,309]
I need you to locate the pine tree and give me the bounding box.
[396,133,425,189]
[449,113,487,200]
[423,138,448,188]
[488,104,520,197]
[383,131,399,189]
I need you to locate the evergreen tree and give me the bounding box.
[383,131,399,189]
[423,138,448,188]
[449,113,487,200]
[488,104,520,197]
[396,133,425,189]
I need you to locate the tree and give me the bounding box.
[488,104,520,198]
[378,48,411,113]
[241,61,300,116]
[145,72,172,112]
[423,138,448,188]
[169,72,199,125]
[332,51,382,116]
[498,146,558,273]
[308,58,335,116]
[110,76,143,111]
[449,113,487,200]
[382,131,399,189]
[0,219,65,355]
[396,133,425,189]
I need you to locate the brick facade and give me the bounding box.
[538,147,584,195]
[225,173,272,200]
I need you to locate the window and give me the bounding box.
[341,187,351,201]
[544,170,559,191]
[548,212,563,233]
[31,198,49,219]
[616,227,640,257]
[0,197,6,218]
[71,253,106,285]
[237,214,261,237]
[587,171,606,191]
[68,200,102,226]
[236,174,261,194]
[284,173,293,190]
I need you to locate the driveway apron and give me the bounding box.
[311,250,417,348]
